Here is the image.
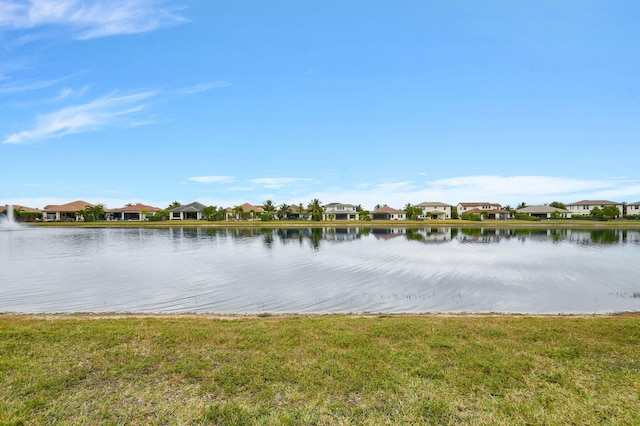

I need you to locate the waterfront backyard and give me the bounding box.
[1,314,639,424]
[2,224,640,424]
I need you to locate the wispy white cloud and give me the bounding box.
[177,81,232,95]
[249,177,317,189]
[188,176,234,184]
[2,91,155,144]
[0,0,187,42]
[0,76,68,94]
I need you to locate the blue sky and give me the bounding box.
[1,1,639,210]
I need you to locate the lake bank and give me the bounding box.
[2,314,638,424]
[28,218,640,229]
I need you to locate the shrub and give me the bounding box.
[514,213,541,221]
[461,213,482,221]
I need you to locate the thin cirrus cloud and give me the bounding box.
[2,91,155,144]
[0,0,187,42]
[249,177,317,189]
[188,176,234,184]
[176,81,233,95]
[0,77,69,94]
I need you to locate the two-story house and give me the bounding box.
[416,202,452,219]
[457,202,509,220]
[323,203,359,220]
[628,201,640,216]
[566,200,624,218]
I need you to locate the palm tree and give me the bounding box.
[263,200,276,220]
[307,199,323,221]
[277,203,292,220]
[232,205,244,221]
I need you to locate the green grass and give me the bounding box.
[1,314,639,425]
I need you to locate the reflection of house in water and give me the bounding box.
[623,230,640,244]
[323,227,362,242]
[565,229,624,245]
[372,228,407,240]
[456,227,512,243]
[406,227,452,243]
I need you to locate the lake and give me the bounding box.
[1,226,639,314]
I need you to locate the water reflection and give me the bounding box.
[1,226,639,314]
[173,227,639,248]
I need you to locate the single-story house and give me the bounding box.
[1,204,42,222]
[323,203,359,221]
[225,203,265,221]
[42,200,94,221]
[287,204,310,220]
[566,200,624,218]
[416,202,452,219]
[517,205,572,219]
[371,205,406,220]
[106,203,161,221]
[168,202,207,220]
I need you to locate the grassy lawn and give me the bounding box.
[1,314,639,425]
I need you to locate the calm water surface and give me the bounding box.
[1,226,639,314]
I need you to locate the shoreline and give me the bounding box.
[3,311,639,320]
[26,218,640,229]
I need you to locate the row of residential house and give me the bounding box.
[3,199,639,222]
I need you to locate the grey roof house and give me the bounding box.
[168,202,207,220]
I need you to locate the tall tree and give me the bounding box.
[307,199,323,221]
[602,205,621,219]
[263,200,276,220]
[549,201,567,210]
[404,203,421,220]
[277,203,292,220]
[167,201,181,210]
[232,205,244,221]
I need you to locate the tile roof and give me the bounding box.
[458,202,501,207]
[107,203,160,213]
[1,204,41,213]
[371,205,404,214]
[168,202,207,213]
[416,202,451,207]
[517,205,569,214]
[567,200,621,206]
[43,200,94,212]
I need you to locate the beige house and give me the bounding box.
[517,205,572,219]
[457,202,501,212]
[225,203,265,221]
[42,200,94,221]
[106,203,161,221]
[1,204,42,222]
[371,205,406,220]
[566,200,624,218]
[628,201,640,216]
[416,202,452,219]
[457,202,509,220]
[323,203,359,221]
